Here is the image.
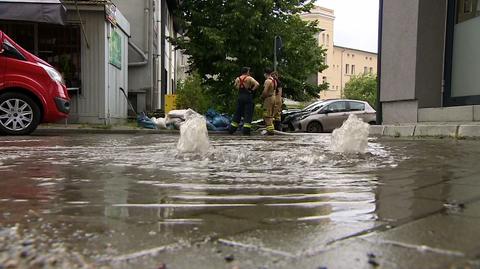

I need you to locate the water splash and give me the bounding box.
[176,109,210,154]
[331,114,370,153]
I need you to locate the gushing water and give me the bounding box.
[331,114,370,153]
[176,110,210,154]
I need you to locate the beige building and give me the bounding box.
[301,6,378,100]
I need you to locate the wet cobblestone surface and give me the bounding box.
[1,134,480,268]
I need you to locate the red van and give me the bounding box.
[0,30,70,135]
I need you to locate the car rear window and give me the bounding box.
[349,102,365,111]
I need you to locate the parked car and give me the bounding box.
[282,100,326,131]
[0,30,70,135]
[292,99,376,133]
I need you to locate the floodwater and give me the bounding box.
[1,134,480,268]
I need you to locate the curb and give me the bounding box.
[371,123,480,139]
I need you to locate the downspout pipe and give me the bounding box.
[376,0,384,125]
[160,0,167,110]
[128,40,148,67]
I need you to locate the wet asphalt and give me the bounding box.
[1,133,480,269]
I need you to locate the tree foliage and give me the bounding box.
[172,0,328,107]
[343,74,378,108]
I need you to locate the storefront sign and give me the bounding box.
[105,3,117,26]
[109,30,122,69]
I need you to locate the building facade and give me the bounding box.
[1,1,131,124]
[380,0,480,124]
[112,0,185,116]
[302,6,378,100]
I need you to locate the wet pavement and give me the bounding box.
[1,134,480,268]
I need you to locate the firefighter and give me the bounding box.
[262,68,277,135]
[229,67,260,135]
[272,71,283,131]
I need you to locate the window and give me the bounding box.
[364,66,368,74]
[349,102,365,111]
[448,0,480,99]
[352,54,355,58]
[326,34,330,46]
[322,33,325,45]
[345,64,349,74]
[322,76,327,83]
[351,65,356,75]
[1,39,26,61]
[325,101,348,113]
[38,25,82,88]
[347,53,350,57]
[369,67,373,74]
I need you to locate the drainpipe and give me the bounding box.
[128,40,148,66]
[376,0,384,124]
[128,1,150,67]
[160,0,167,110]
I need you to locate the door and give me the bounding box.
[321,101,348,132]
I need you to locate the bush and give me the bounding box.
[175,73,212,114]
[343,74,378,109]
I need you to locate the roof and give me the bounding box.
[333,45,377,55]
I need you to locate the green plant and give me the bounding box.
[343,74,378,109]
[175,73,213,114]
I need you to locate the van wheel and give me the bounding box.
[307,121,323,133]
[0,92,41,135]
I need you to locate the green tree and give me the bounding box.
[172,0,328,110]
[343,74,378,108]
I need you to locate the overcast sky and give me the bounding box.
[315,0,379,53]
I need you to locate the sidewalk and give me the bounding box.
[34,123,480,139]
[370,122,480,139]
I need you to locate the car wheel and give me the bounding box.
[306,121,323,133]
[288,123,294,132]
[0,92,41,135]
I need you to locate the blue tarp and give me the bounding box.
[137,112,157,129]
[205,109,231,131]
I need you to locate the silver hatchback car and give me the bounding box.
[293,99,376,133]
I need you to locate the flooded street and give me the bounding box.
[1,134,480,268]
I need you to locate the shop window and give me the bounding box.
[0,23,35,52]
[449,0,480,98]
[38,24,82,89]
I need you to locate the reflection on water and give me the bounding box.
[1,134,479,266]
